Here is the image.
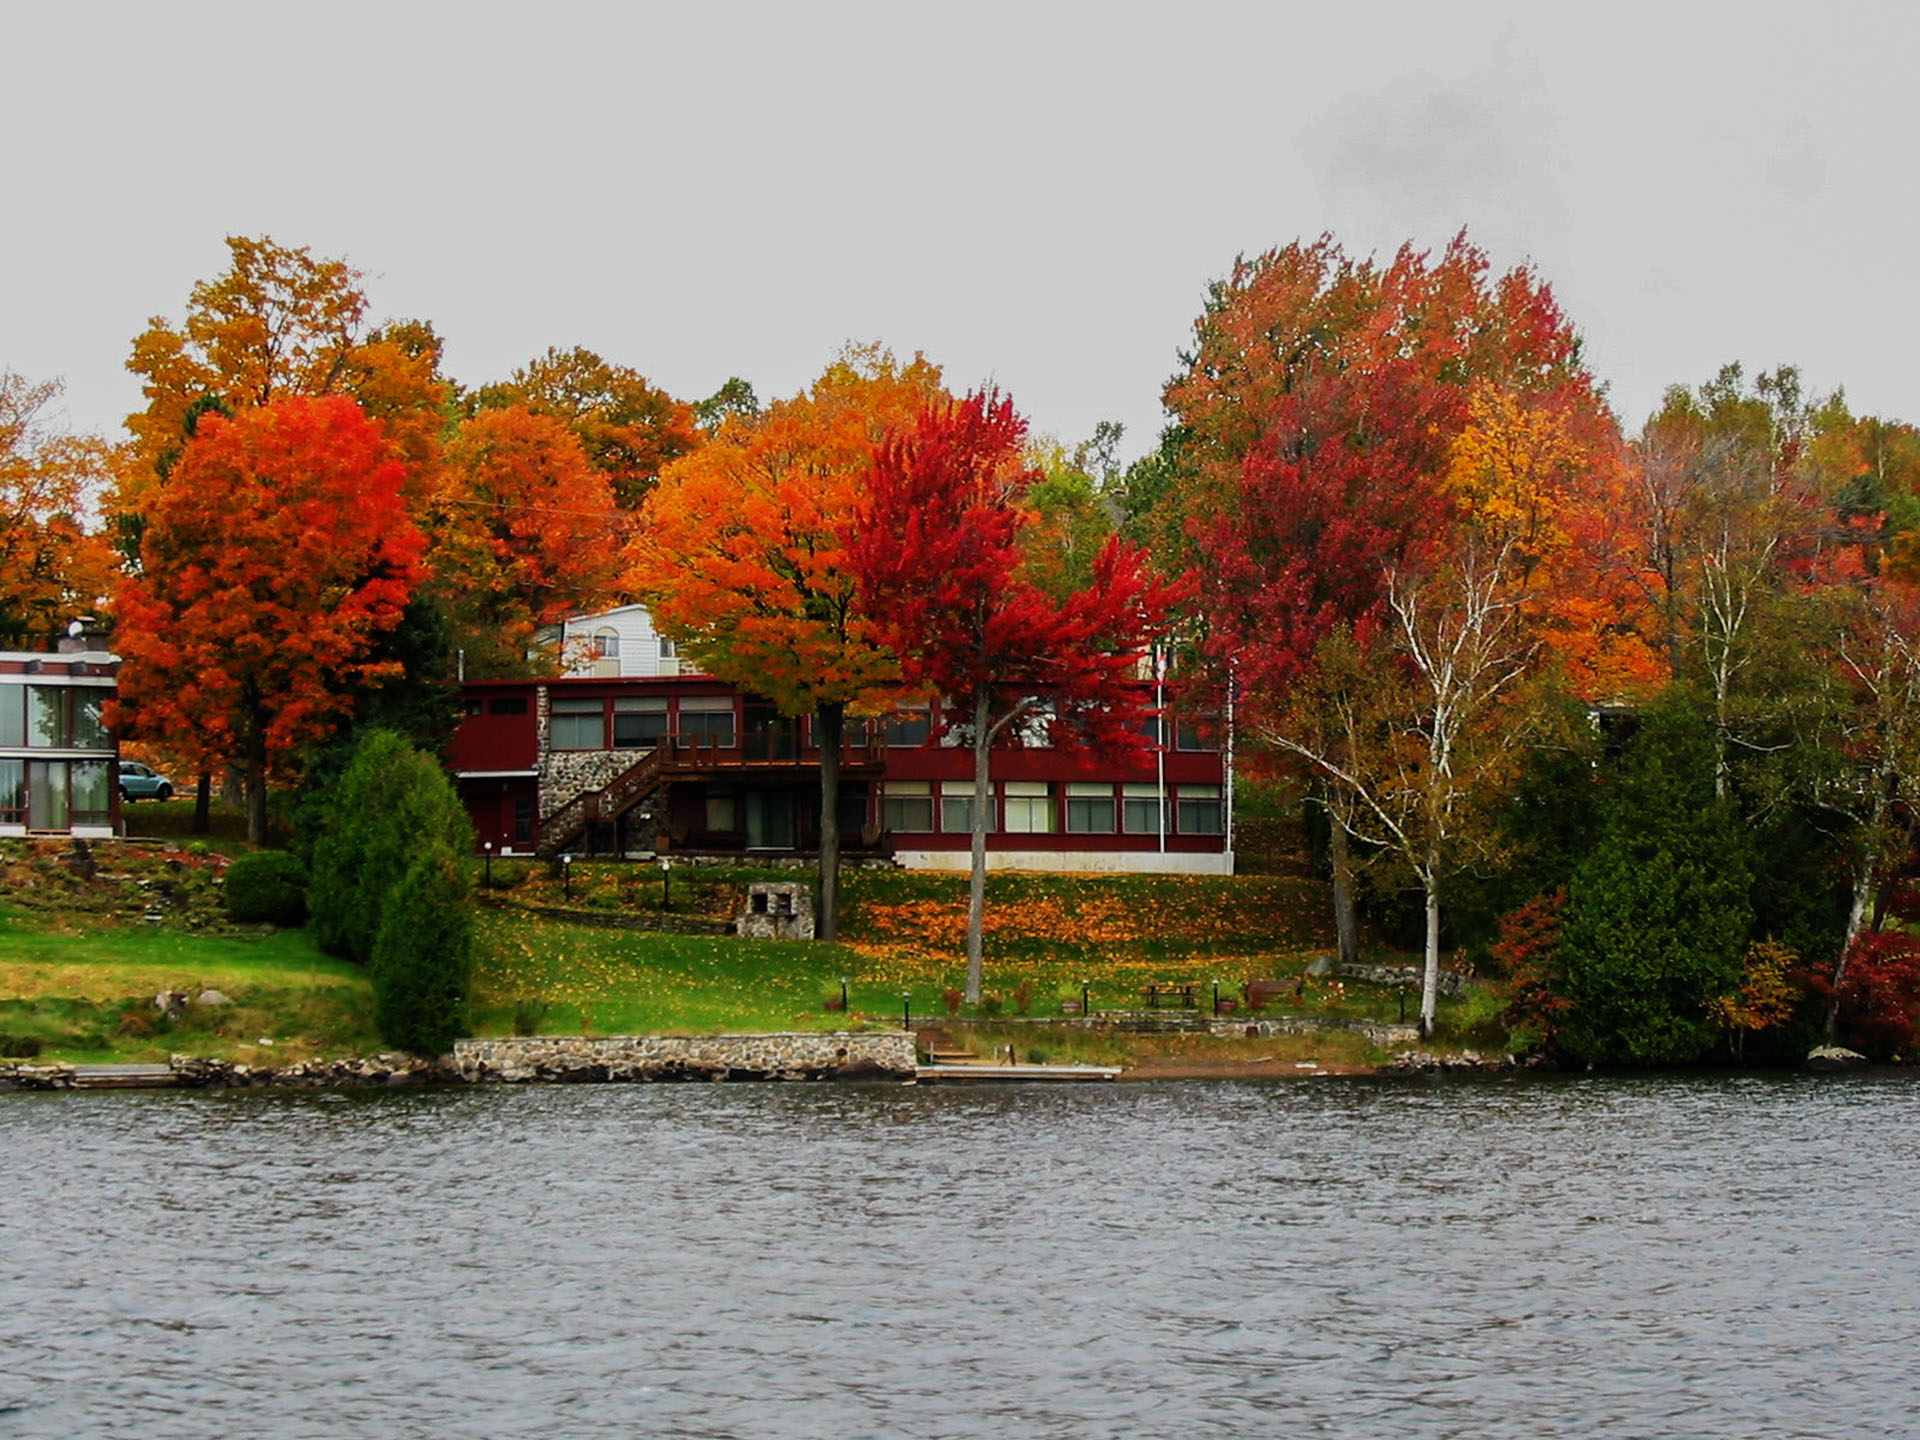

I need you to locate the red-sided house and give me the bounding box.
[0,642,120,838]
[450,675,1234,875]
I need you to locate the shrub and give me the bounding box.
[310,730,474,964]
[942,987,963,1015]
[370,844,474,1056]
[0,1033,43,1058]
[224,850,309,926]
[1013,980,1035,1015]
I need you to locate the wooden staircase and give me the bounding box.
[536,749,671,857]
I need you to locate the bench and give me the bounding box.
[1244,978,1304,1010]
[1142,982,1198,1010]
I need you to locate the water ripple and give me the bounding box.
[2,1074,1917,1437]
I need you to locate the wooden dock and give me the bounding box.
[71,1064,177,1090]
[915,1062,1120,1083]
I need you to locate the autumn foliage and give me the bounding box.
[112,396,423,842]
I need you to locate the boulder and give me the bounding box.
[1305,955,1335,977]
[195,989,232,1007]
[1804,1045,1870,1072]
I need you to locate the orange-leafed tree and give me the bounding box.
[124,236,451,517]
[430,405,627,679]
[628,346,946,938]
[0,371,118,646]
[112,396,424,844]
[478,346,700,510]
[848,391,1187,1000]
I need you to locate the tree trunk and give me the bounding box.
[1327,798,1360,968]
[1420,860,1441,1039]
[244,709,269,847]
[1828,775,1891,1043]
[192,772,211,835]
[815,700,843,942]
[965,688,991,1004]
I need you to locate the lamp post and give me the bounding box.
[1081,980,1090,1020]
[901,991,912,1031]
[839,976,849,1011]
[659,854,672,909]
[562,853,573,902]
[1212,979,1221,1016]
[482,841,493,888]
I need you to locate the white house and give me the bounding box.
[539,604,699,679]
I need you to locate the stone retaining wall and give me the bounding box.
[1208,1016,1423,1047]
[454,1031,916,1083]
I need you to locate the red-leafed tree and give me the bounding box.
[849,391,1186,1000]
[112,396,424,843]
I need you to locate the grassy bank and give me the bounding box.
[4,838,1466,1066]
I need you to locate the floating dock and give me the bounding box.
[914,1062,1121,1083]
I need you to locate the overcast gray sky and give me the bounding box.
[5,0,1914,462]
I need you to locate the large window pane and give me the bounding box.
[1122,783,1163,835]
[1177,785,1224,835]
[28,761,66,830]
[1002,780,1054,834]
[27,687,65,748]
[71,692,109,750]
[940,783,978,834]
[885,705,931,747]
[613,697,669,747]
[881,781,933,834]
[0,687,24,747]
[1065,782,1115,834]
[0,758,23,823]
[70,761,110,825]
[677,696,735,745]
[550,695,604,749]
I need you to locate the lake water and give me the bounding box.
[3,1073,1917,1439]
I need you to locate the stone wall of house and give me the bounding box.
[538,747,655,820]
[454,1030,916,1083]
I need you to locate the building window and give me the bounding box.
[940,782,978,834]
[881,780,933,833]
[705,789,738,831]
[1002,780,1054,834]
[613,697,669,747]
[489,697,528,715]
[1177,785,1224,835]
[0,758,22,824]
[550,695,605,749]
[0,687,22,748]
[27,686,65,747]
[1176,714,1220,752]
[70,693,108,750]
[885,704,932,747]
[591,628,620,658]
[27,761,66,830]
[658,637,677,659]
[677,696,736,745]
[513,797,534,844]
[1122,783,1164,835]
[1065,782,1115,834]
[1138,713,1164,749]
[462,698,483,718]
[70,761,111,827]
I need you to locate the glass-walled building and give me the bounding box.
[0,647,119,838]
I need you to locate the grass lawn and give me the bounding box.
[4,843,1468,1064]
[0,903,377,1064]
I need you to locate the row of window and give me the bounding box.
[0,685,110,752]
[881,781,1223,837]
[524,694,1220,755]
[0,757,113,830]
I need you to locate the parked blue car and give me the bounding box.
[117,761,174,802]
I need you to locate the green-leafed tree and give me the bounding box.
[308,730,474,964]
[370,844,474,1055]
[1559,695,1754,1065]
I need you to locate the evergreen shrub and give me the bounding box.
[224,850,309,926]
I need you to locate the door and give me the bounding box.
[745,789,796,850]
